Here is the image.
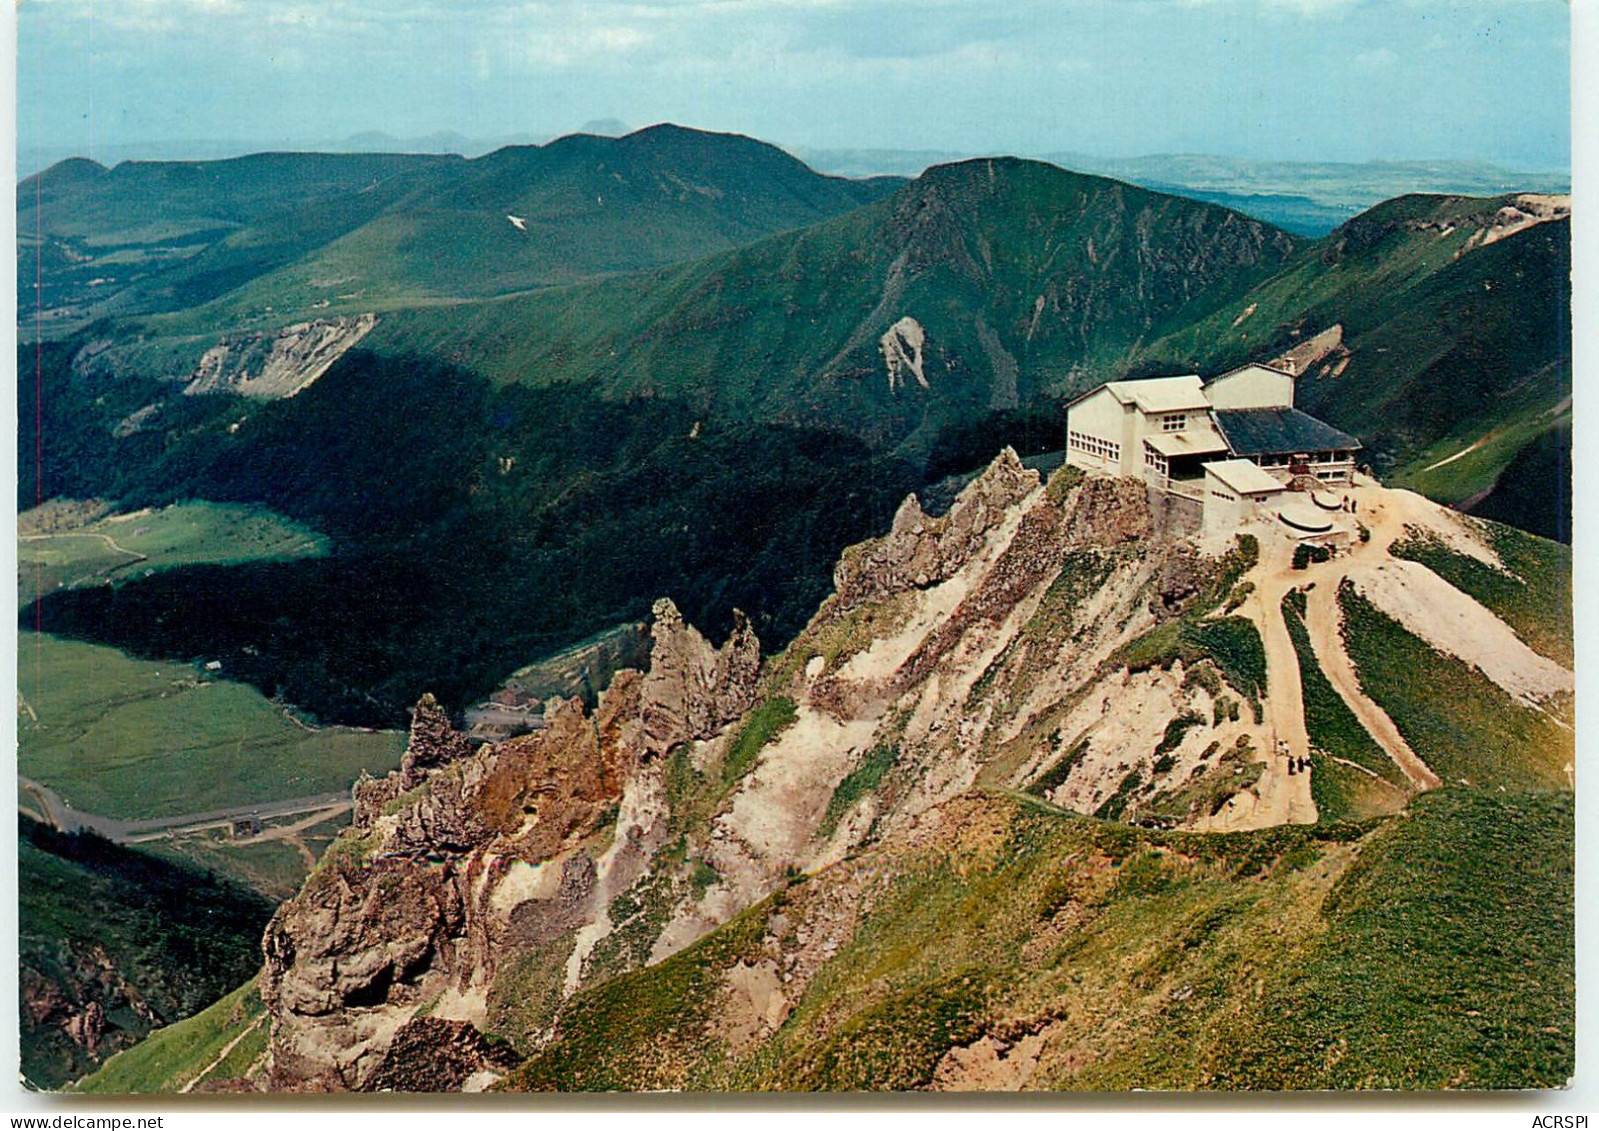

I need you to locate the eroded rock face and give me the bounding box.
[20,942,161,1087]
[181,315,378,399]
[638,599,761,757]
[361,1018,521,1093]
[261,600,753,1091]
[252,457,1222,1093]
[262,695,621,1091]
[400,694,473,788]
[831,446,1040,613]
[880,316,928,392]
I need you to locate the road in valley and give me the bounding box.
[17,776,351,844]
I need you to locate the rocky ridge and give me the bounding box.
[233,450,1569,1091]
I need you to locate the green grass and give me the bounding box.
[139,827,338,901]
[1279,594,1410,820]
[501,899,772,1091]
[1110,535,1265,711]
[18,632,403,820]
[1027,736,1092,798]
[1197,789,1573,1090]
[722,697,799,786]
[821,744,900,836]
[1119,616,1266,706]
[1142,736,1265,824]
[781,970,991,1090]
[486,937,578,1051]
[72,978,267,1094]
[1390,521,1571,667]
[487,784,1568,1092]
[18,500,328,608]
[1337,585,1571,791]
[1391,398,1567,507]
[1020,550,1120,648]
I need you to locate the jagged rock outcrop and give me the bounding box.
[260,599,757,1091]
[184,448,1575,1093]
[400,694,473,787]
[638,599,761,757]
[20,954,153,1064]
[831,446,1038,613]
[251,453,1207,1090]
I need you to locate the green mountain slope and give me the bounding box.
[72,461,1573,1095]
[369,156,1300,451]
[25,160,1301,724]
[23,158,1569,737]
[22,126,899,339]
[497,787,1569,1091]
[19,817,275,1090]
[20,152,462,333]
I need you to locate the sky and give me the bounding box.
[15,0,1573,170]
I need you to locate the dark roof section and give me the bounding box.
[1213,407,1362,457]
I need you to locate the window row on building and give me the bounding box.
[1252,451,1354,469]
[1069,431,1120,462]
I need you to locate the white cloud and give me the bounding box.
[1355,45,1399,67]
[25,0,243,32]
[522,23,653,66]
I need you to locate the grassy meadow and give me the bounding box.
[18,499,328,607]
[18,631,403,821]
[70,978,270,1095]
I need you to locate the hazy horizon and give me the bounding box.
[15,122,1577,177]
[18,0,1571,177]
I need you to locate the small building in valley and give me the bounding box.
[1065,361,1361,534]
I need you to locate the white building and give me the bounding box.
[1065,362,1361,532]
[1202,458,1288,536]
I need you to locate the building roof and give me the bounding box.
[1203,458,1285,495]
[1104,374,1210,413]
[1203,361,1296,387]
[1145,431,1229,458]
[1212,407,1361,458]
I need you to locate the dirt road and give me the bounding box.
[1228,529,1317,828]
[1235,478,1450,797]
[1303,581,1440,789]
[17,776,351,844]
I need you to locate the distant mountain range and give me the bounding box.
[793,149,1569,236]
[23,133,1567,236]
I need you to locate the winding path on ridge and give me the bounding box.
[1235,478,1446,807]
[1303,579,1440,790]
[1230,530,1316,827]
